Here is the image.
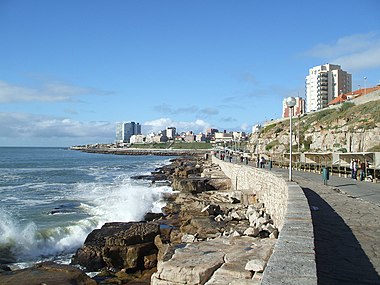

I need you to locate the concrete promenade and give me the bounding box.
[271,167,380,284]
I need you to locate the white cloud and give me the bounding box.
[304,32,380,71]
[154,104,219,117]
[333,47,380,71]
[0,112,114,139]
[0,80,112,103]
[143,118,212,134]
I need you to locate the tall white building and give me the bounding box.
[166,127,176,139]
[116,122,142,143]
[305,64,352,111]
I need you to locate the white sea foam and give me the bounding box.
[0,169,172,265]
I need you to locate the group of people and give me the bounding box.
[350,159,367,181]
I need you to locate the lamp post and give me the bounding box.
[364,77,367,95]
[286,96,296,181]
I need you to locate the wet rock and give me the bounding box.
[144,212,164,221]
[0,262,96,285]
[71,222,160,272]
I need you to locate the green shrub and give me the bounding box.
[339,102,355,112]
[265,140,279,151]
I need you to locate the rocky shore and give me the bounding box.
[0,155,278,285]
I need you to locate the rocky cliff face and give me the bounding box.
[249,97,380,155]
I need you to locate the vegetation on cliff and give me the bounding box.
[251,98,380,154]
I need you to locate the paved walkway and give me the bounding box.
[272,167,380,285]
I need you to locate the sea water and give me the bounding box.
[0,147,173,269]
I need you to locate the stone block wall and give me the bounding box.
[213,157,288,230]
[212,157,317,284]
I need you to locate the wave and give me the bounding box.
[0,179,172,266]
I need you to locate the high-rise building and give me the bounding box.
[116,122,142,143]
[305,64,352,111]
[166,127,176,139]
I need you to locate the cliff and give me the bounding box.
[249,90,380,156]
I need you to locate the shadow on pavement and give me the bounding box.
[332,184,357,187]
[302,187,380,285]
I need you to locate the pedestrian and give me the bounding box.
[245,157,248,165]
[350,159,355,179]
[359,160,366,181]
[260,156,266,168]
[353,159,358,180]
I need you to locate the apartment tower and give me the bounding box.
[116,122,142,143]
[305,64,352,112]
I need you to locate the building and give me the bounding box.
[252,124,262,134]
[305,64,352,111]
[282,97,305,118]
[196,133,206,142]
[214,131,233,143]
[166,127,176,139]
[116,122,142,143]
[130,134,146,144]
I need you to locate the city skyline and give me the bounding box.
[1,0,380,147]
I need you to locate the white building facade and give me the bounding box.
[305,64,352,112]
[116,122,142,143]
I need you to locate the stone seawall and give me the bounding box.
[212,157,317,284]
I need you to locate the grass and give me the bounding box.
[130,141,212,150]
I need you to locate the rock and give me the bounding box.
[181,233,197,243]
[0,262,96,285]
[245,259,266,272]
[152,239,226,285]
[171,177,216,194]
[269,229,279,239]
[0,265,11,273]
[144,212,164,221]
[201,204,223,216]
[72,222,160,272]
[180,216,222,240]
[243,227,260,237]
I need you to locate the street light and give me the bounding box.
[364,77,367,95]
[286,96,296,182]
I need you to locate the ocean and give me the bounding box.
[0,147,173,269]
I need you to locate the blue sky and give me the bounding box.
[1,0,380,147]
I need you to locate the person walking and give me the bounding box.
[353,159,359,180]
[350,159,355,179]
[259,156,266,168]
[360,160,366,181]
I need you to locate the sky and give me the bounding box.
[1,0,380,147]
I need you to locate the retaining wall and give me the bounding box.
[212,157,317,284]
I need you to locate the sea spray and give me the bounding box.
[0,147,173,267]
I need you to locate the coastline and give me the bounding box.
[1,154,277,285]
[69,146,210,156]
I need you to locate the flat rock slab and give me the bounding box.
[152,236,276,285]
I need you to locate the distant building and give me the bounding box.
[305,64,352,111]
[166,127,176,139]
[116,122,142,143]
[196,133,206,142]
[206,128,218,136]
[214,131,233,142]
[282,97,305,118]
[153,134,168,143]
[184,134,195,143]
[232,131,247,141]
[130,134,146,144]
[252,124,262,134]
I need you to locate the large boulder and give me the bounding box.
[0,262,96,285]
[72,222,160,272]
[171,177,216,193]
